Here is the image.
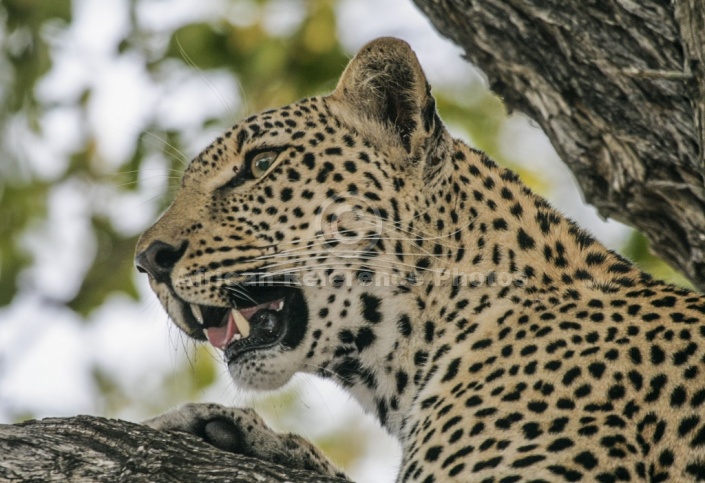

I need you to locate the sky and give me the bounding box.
[0,0,631,481]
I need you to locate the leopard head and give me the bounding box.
[135,37,452,391]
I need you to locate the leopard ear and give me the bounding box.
[332,37,446,162]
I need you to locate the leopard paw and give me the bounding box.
[144,403,347,479]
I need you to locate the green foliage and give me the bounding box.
[2,0,70,113]
[163,1,347,110]
[0,181,47,305]
[0,0,71,304]
[67,217,140,316]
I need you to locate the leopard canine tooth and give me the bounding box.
[190,304,204,324]
[231,309,251,338]
[275,300,284,311]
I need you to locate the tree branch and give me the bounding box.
[0,416,346,482]
[413,0,705,289]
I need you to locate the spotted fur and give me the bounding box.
[137,38,705,482]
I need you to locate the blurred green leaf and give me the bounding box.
[622,231,692,288]
[2,0,71,113]
[0,181,48,306]
[163,346,218,399]
[166,23,233,70]
[437,92,506,155]
[3,0,72,29]
[66,217,139,316]
[163,0,347,111]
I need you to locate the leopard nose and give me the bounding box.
[135,241,187,284]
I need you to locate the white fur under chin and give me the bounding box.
[227,350,300,391]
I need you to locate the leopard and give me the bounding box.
[135,37,705,482]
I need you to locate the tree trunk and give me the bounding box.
[413,0,705,290]
[0,416,346,482]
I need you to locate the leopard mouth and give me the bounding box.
[177,283,307,362]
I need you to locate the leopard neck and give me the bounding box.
[313,140,644,438]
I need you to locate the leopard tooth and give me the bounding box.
[275,300,284,312]
[231,308,251,338]
[190,304,204,325]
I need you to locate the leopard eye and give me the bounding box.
[251,151,278,178]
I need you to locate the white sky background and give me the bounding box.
[0,0,631,481]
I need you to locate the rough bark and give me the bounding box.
[413,0,705,290]
[0,416,346,483]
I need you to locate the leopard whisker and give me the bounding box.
[137,129,191,167]
[221,286,259,305]
[253,262,446,280]
[357,216,468,248]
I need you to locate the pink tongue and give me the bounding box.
[203,298,284,350]
[205,311,238,350]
